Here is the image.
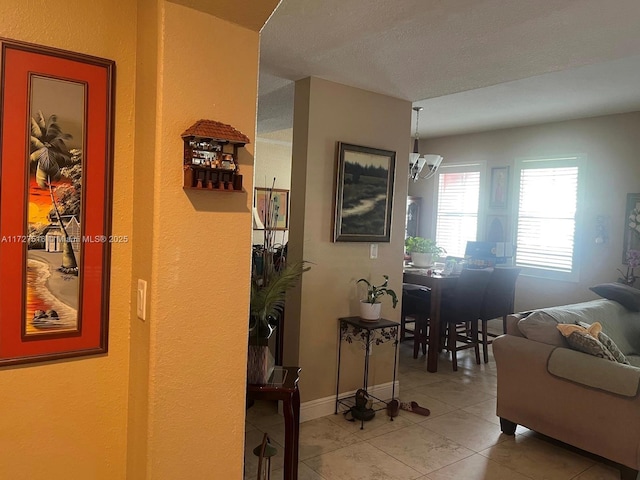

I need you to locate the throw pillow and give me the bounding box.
[576,321,631,364]
[557,322,616,362]
[598,331,631,365]
[589,283,640,312]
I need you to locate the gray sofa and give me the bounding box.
[493,299,640,480]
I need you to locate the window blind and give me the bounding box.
[516,165,578,273]
[435,170,481,257]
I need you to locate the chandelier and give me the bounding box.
[409,106,443,181]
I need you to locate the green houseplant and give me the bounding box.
[405,236,446,267]
[248,181,310,384]
[356,275,398,321]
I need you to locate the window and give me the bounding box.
[515,156,582,280]
[434,164,481,257]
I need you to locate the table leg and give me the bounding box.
[335,322,343,414]
[292,388,300,475]
[282,393,298,480]
[427,283,441,372]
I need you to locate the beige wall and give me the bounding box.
[0,0,137,478]
[410,112,640,312]
[289,77,411,402]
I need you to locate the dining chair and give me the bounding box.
[401,284,431,358]
[440,268,492,371]
[479,267,521,363]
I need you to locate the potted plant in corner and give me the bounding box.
[357,275,398,321]
[405,236,446,267]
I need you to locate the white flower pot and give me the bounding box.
[411,252,433,267]
[359,301,382,321]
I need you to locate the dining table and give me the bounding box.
[403,267,459,372]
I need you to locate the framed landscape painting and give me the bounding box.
[333,142,396,242]
[0,38,115,366]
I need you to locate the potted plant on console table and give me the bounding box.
[357,275,398,321]
[249,181,310,385]
[405,236,446,268]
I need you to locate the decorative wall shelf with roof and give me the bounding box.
[181,119,249,192]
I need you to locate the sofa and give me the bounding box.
[493,297,640,480]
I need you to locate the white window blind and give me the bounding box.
[435,169,481,258]
[516,159,579,276]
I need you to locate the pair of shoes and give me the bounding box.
[399,401,430,416]
[386,399,399,418]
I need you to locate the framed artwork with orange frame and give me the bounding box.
[0,37,115,366]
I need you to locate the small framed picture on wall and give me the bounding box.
[489,166,509,209]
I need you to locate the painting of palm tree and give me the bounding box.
[25,75,85,335]
[30,111,79,274]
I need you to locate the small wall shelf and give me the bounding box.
[181,119,249,192]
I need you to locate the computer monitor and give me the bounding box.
[464,241,514,268]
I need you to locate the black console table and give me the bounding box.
[335,316,399,429]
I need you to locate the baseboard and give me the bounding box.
[298,381,400,423]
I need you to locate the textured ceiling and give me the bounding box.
[258,0,640,137]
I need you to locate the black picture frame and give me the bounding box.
[333,142,396,242]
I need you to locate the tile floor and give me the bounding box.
[244,336,624,480]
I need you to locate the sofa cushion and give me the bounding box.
[557,322,617,361]
[589,282,640,312]
[548,347,640,397]
[518,299,640,354]
[518,311,569,347]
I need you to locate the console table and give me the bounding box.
[335,316,399,429]
[247,366,301,480]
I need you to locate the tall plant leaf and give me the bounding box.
[251,261,310,321]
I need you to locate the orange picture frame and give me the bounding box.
[0,38,115,366]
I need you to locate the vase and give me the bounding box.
[411,252,433,267]
[247,317,275,385]
[359,301,382,321]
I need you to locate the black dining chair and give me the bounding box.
[479,267,521,363]
[401,284,431,358]
[440,268,492,371]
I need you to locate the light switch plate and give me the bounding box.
[137,279,147,320]
[370,243,378,259]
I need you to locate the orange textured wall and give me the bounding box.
[0,0,136,478]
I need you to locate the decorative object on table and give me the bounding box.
[254,187,289,230]
[333,142,395,242]
[408,106,443,182]
[0,37,114,366]
[253,432,277,480]
[405,236,446,267]
[622,193,640,265]
[617,249,639,287]
[489,166,509,209]
[181,119,249,191]
[357,275,398,321]
[249,179,310,384]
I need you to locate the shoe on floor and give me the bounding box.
[400,400,430,416]
[386,399,399,418]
